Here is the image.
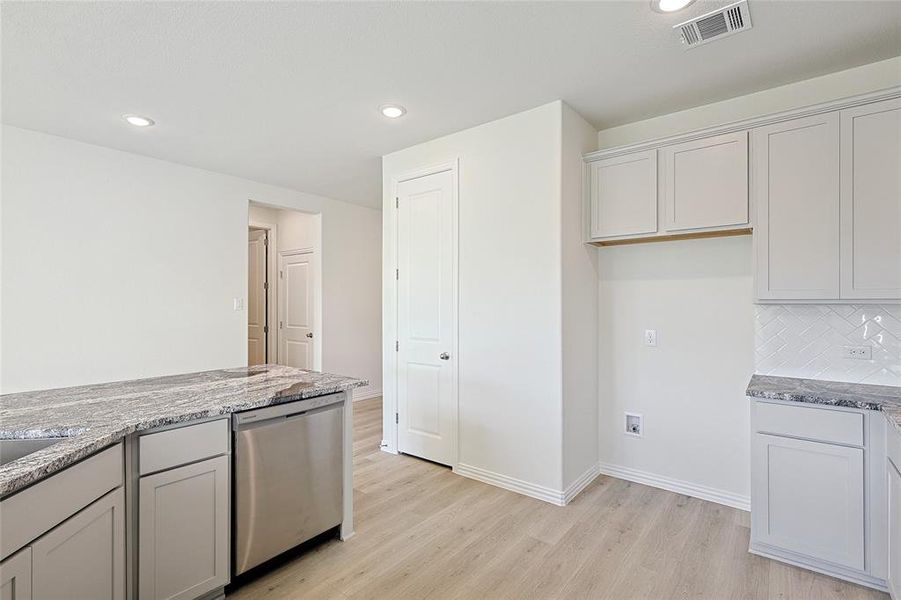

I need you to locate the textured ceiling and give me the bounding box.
[3,1,900,208]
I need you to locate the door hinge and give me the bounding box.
[395,269,399,280]
[263,236,269,247]
[395,340,399,352]
[395,197,399,209]
[263,325,269,334]
[279,270,283,279]
[279,320,284,329]
[263,281,269,291]
[395,412,399,425]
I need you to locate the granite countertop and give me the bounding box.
[0,365,367,497]
[746,374,901,434]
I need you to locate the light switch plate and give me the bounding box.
[233,298,244,311]
[644,329,657,347]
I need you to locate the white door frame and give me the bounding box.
[278,247,322,371]
[383,159,460,468]
[248,219,277,363]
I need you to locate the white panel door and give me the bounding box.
[753,113,840,300]
[840,97,901,300]
[278,251,314,369]
[588,150,658,239]
[663,131,748,232]
[247,228,267,366]
[396,169,456,466]
[752,433,865,570]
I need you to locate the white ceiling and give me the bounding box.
[3,1,900,208]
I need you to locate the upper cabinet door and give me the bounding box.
[840,98,901,300]
[588,150,657,239]
[753,113,840,300]
[663,131,749,232]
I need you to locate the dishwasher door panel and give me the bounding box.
[234,404,343,575]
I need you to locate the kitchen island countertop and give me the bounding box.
[0,365,367,497]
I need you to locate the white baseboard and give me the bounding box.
[598,462,751,512]
[563,463,601,505]
[454,463,567,506]
[353,388,382,402]
[750,542,888,593]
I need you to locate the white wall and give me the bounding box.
[598,237,754,507]
[383,102,566,492]
[594,57,901,508]
[598,56,901,149]
[560,104,600,490]
[1,126,382,396]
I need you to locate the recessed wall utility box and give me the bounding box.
[625,413,643,437]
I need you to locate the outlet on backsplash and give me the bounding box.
[843,346,873,360]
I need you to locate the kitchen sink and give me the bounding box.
[0,438,63,466]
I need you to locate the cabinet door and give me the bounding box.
[889,458,901,599]
[753,113,840,300]
[752,433,865,570]
[840,98,901,300]
[31,487,124,600]
[139,455,229,600]
[663,131,748,232]
[588,150,657,239]
[0,548,32,600]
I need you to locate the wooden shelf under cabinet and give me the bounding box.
[588,227,751,247]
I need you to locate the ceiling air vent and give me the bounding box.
[675,0,752,49]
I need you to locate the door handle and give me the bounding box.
[439,352,450,360]
[306,332,314,339]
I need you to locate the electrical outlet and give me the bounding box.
[644,329,657,347]
[625,413,642,437]
[843,346,872,360]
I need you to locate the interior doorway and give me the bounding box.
[247,227,270,366]
[248,202,322,370]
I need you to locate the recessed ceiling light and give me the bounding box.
[123,114,155,127]
[380,104,406,119]
[651,0,695,13]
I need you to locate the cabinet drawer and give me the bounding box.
[755,401,864,446]
[139,419,229,475]
[888,422,901,472]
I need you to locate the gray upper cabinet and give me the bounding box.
[0,548,32,600]
[31,488,125,600]
[840,97,901,300]
[587,150,658,240]
[753,112,841,301]
[662,131,749,232]
[139,455,229,600]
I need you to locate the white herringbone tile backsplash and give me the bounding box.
[755,304,901,386]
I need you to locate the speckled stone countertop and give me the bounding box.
[0,365,367,497]
[746,374,901,434]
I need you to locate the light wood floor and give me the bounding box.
[229,397,888,600]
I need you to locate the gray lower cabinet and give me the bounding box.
[138,455,229,600]
[0,548,32,600]
[889,456,901,600]
[753,433,866,570]
[32,487,125,600]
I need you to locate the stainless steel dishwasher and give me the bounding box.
[233,393,344,575]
